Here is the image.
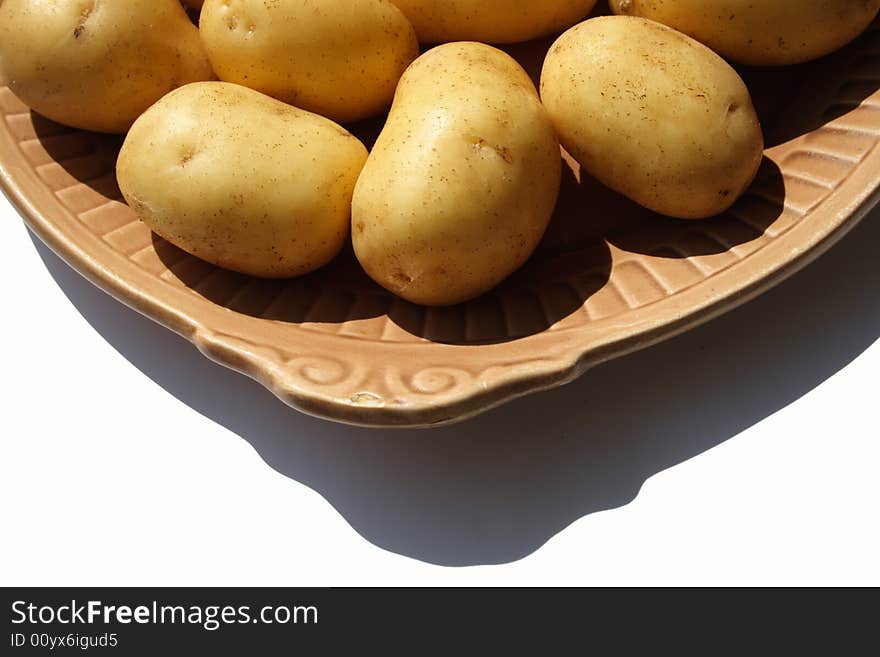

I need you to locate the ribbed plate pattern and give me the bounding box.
[1,23,879,426]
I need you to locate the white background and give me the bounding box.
[1,192,878,586]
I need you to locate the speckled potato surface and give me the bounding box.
[352,43,562,306]
[610,0,880,66]
[389,0,598,44]
[541,16,764,220]
[199,0,419,123]
[0,0,213,134]
[117,82,368,279]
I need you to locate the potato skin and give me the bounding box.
[541,16,764,220]
[389,0,597,44]
[199,0,419,123]
[352,43,562,306]
[610,0,880,66]
[117,82,368,279]
[0,0,213,134]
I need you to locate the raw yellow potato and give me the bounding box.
[352,43,562,306]
[541,16,764,220]
[117,82,368,279]
[0,0,213,134]
[389,0,598,44]
[200,0,419,123]
[610,0,880,66]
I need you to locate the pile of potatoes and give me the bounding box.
[1,1,877,306]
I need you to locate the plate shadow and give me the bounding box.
[26,204,880,566]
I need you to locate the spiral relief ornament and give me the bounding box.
[286,355,353,388]
[407,367,475,396]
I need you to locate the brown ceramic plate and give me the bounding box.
[2,23,879,428]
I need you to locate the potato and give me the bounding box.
[541,16,764,220]
[610,0,880,66]
[117,82,368,278]
[352,43,562,306]
[0,0,213,134]
[200,0,419,123]
[389,0,598,44]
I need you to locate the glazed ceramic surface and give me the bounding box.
[1,23,878,427]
